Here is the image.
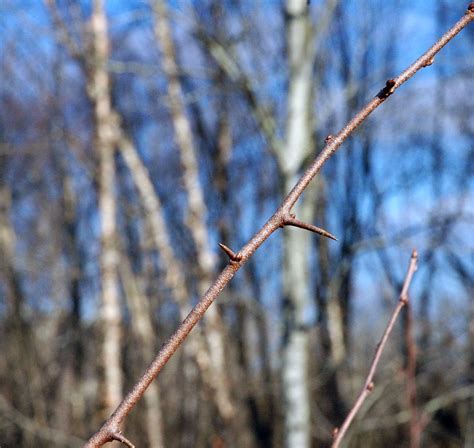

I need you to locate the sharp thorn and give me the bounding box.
[316,227,338,241]
[218,243,242,261]
[113,432,135,448]
[218,242,235,258]
[284,216,337,241]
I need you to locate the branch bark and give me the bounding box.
[85,7,474,447]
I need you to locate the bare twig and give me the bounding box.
[85,7,473,447]
[331,251,419,448]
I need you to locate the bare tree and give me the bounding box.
[0,2,472,448]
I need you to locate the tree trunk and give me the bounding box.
[89,0,123,415]
[280,1,314,446]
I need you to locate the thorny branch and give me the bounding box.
[85,6,474,447]
[331,250,419,448]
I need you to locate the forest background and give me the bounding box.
[0,1,472,447]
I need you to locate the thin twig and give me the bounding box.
[331,251,419,448]
[85,7,473,447]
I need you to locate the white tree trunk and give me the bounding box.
[90,0,123,415]
[281,0,315,446]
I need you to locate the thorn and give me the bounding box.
[113,432,135,448]
[284,215,337,241]
[423,57,435,67]
[325,134,334,143]
[218,243,242,263]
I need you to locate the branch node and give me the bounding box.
[367,381,374,392]
[218,243,242,263]
[467,3,474,13]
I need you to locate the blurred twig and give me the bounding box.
[331,250,418,448]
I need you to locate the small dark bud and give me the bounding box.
[325,134,334,143]
[385,79,396,91]
[467,3,474,13]
[423,57,434,67]
[378,79,396,99]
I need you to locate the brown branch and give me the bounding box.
[331,251,419,448]
[85,8,473,447]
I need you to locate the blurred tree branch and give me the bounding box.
[331,250,418,447]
